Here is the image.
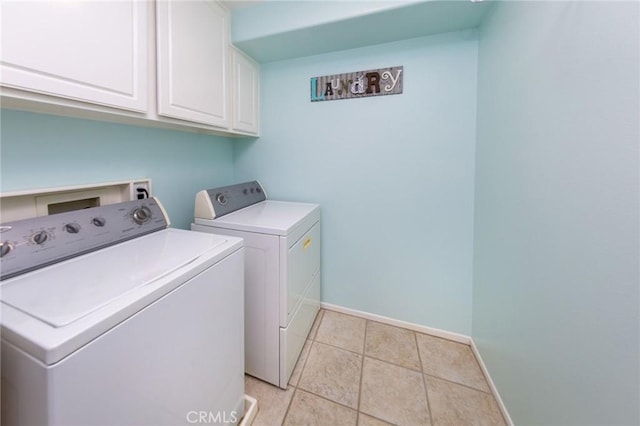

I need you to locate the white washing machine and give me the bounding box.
[0,197,245,426]
[192,181,320,389]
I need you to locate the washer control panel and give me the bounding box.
[194,181,267,219]
[0,197,169,281]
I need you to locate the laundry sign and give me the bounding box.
[310,66,403,102]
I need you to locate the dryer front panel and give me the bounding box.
[283,222,320,327]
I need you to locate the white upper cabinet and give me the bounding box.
[156,0,229,128]
[232,47,260,135]
[1,0,259,137]
[0,1,148,112]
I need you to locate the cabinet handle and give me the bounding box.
[303,237,312,250]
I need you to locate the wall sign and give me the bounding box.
[310,66,403,102]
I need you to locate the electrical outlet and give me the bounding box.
[133,182,151,200]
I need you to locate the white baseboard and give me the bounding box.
[319,302,513,426]
[239,394,258,426]
[320,302,471,344]
[470,340,514,426]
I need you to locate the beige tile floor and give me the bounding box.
[245,309,507,426]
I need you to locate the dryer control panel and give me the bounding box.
[0,197,169,280]
[194,181,267,220]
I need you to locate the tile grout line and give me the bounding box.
[292,387,361,418]
[422,371,493,395]
[281,309,324,425]
[310,309,325,340]
[312,338,363,357]
[355,319,369,424]
[280,385,298,426]
[415,330,434,426]
[363,352,423,374]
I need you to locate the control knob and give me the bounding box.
[92,217,106,227]
[64,223,81,234]
[0,241,12,258]
[31,230,49,245]
[132,206,152,224]
[216,193,228,205]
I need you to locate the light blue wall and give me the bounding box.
[0,110,235,229]
[473,2,640,425]
[234,31,478,334]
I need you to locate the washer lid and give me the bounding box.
[0,229,243,365]
[201,200,320,236]
[1,229,228,327]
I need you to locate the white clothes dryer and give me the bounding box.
[192,181,320,389]
[1,198,245,426]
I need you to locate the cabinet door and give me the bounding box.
[232,47,260,135]
[156,0,229,128]
[0,1,148,112]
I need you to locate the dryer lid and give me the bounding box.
[199,200,320,236]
